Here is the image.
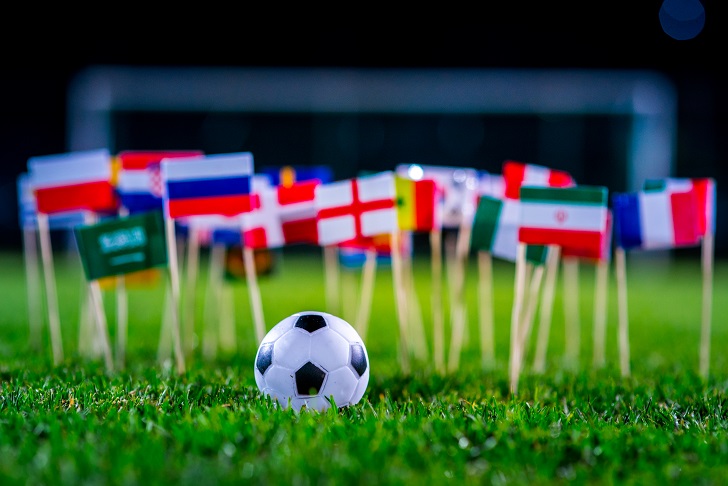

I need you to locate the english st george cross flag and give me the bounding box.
[241,179,320,249]
[28,149,118,215]
[518,186,609,260]
[502,160,575,200]
[117,150,203,214]
[612,188,700,251]
[315,171,398,246]
[161,152,256,219]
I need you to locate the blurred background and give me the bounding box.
[1,2,725,255]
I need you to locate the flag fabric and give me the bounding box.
[315,172,398,246]
[161,152,256,219]
[518,186,609,260]
[74,210,168,281]
[478,171,505,200]
[502,160,575,200]
[117,150,203,214]
[395,175,439,233]
[260,165,333,187]
[395,164,479,229]
[241,180,320,249]
[17,173,87,230]
[561,209,613,263]
[612,189,700,251]
[643,177,716,237]
[470,195,548,265]
[28,149,118,215]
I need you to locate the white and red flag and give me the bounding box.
[518,185,609,260]
[643,177,716,237]
[28,149,118,215]
[241,180,320,249]
[315,172,398,246]
[502,160,575,200]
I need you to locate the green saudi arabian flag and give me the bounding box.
[470,195,548,265]
[74,210,168,281]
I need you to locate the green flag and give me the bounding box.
[74,210,168,281]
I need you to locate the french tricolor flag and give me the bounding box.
[117,150,203,214]
[28,149,118,215]
[612,189,701,251]
[161,152,256,219]
[643,177,716,237]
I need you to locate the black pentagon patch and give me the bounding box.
[295,362,326,396]
[350,344,368,377]
[256,343,274,375]
[294,314,327,333]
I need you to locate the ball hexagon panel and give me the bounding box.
[310,328,351,372]
[272,329,312,370]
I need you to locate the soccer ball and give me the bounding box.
[254,311,370,412]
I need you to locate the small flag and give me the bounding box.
[74,210,168,281]
[338,233,410,269]
[161,152,256,219]
[478,171,505,200]
[395,176,439,233]
[260,165,334,187]
[17,173,87,230]
[117,150,203,214]
[315,172,398,246]
[643,177,716,237]
[470,195,548,264]
[561,209,613,263]
[28,149,118,215]
[502,160,575,200]
[395,164,479,229]
[519,186,609,260]
[612,190,700,251]
[242,180,319,249]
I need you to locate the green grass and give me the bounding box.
[1,246,727,485]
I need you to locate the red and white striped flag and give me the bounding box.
[315,172,398,246]
[241,180,320,249]
[503,160,575,200]
[28,149,118,215]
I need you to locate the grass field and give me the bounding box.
[1,244,727,485]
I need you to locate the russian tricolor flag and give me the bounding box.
[161,152,256,219]
[612,190,701,251]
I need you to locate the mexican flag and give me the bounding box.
[470,195,548,265]
[74,210,168,281]
[518,186,609,260]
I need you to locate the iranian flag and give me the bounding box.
[470,195,548,265]
[241,180,320,249]
[395,175,439,233]
[315,172,398,246]
[518,186,609,260]
[28,149,118,215]
[502,160,575,200]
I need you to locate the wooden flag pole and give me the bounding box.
[22,225,43,352]
[699,232,714,379]
[182,223,201,357]
[88,280,114,372]
[77,277,94,358]
[202,242,225,361]
[116,206,130,370]
[323,245,341,316]
[477,250,495,370]
[242,245,266,344]
[562,256,580,370]
[156,283,173,364]
[509,243,528,394]
[390,230,411,375]
[219,276,237,355]
[341,264,359,325]
[163,218,187,374]
[592,258,609,369]
[403,247,428,363]
[429,229,446,374]
[516,262,545,373]
[447,222,472,373]
[532,245,560,373]
[615,247,631,377]
[36,213,64,366]
[354,247,377,341]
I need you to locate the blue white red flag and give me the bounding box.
[643,177,716,237]
[260,165,333,187]
[161,152,256,219]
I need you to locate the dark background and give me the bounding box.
[1,3,726,255]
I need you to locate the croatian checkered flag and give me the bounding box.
[314,172,398,246]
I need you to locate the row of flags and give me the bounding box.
[18,148,717,384]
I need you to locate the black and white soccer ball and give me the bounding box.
[254,311,370,412]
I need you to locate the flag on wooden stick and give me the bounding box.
[502,160,575,200]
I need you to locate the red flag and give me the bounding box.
[502,160,575,200]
